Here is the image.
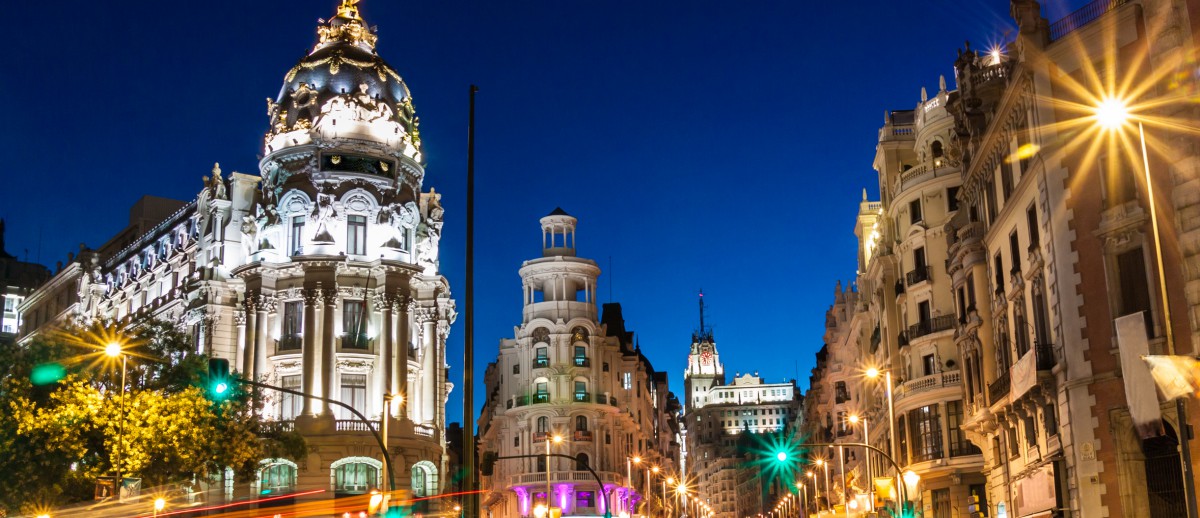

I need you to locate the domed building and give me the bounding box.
[19,0,455,507]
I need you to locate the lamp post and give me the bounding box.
[798,481,807,518]
[153,498,165,518]
[864,367,900,512]
[1093,96,1199,518]
[105,342,128,487]
[848,415,872,514]
[665,476,675,518]
[627,455,642,515]
[546,434,563,513]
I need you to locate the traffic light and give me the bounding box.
[207,358,231,400]
[967,493,988,518]
[30,362,67,386]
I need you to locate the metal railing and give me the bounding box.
[277,334,302,352]
[1036,344,1056,370]
[906,266,932,286]
[898,331,910,347]
[532,358,550,369]
[573,430,594,442]
[573,392,591,403]
[1049,0,1127,41]
[342,332,370,350]
[573,357,590,367]
[989,372,1012,402]
[909,315,956,340]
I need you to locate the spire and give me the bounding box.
[699,289,706,335]
[939,74,947,92]
[694,289,713,343]
[921,86,928,102]
[317,0,377,50]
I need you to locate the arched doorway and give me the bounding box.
[1143,422,1186,517]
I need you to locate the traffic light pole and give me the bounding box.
[237,377,396,493]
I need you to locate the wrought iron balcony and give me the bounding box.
[342,332,370,350]
[573,357,590,367]
[533,431,549,442]
[532,358,550,369]
[574,430,594,442]
[278,334,302,352]
[897,331,910,348]
[1035,344,1056,370]
[905,266,932,286]
[573,392,591,403]
[908,315,956,340]
[988,372,1011,402]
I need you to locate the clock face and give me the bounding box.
[700,351,713,365]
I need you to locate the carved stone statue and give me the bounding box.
[207,163,228,200]
[415,218,440,273]
[311,193,337,243]
[240,215,258,256]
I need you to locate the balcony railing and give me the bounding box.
[989,372,1012,402]
[908,315,956,340]
[897,331,910,348]
[335,419,380,432]
[574,430,594,442]
[905,266,931,286]
[1036,344,1056,370]
[894,370,961,401]
[573,392,591,403]
[532,358,549,369]
[573,357,590,367]
[508,471,624,488]
[895,280,905,296]
[342,332,370,350]
[278,334,302,352]
[1049,0,1127,40]
[261,420,295,433]
[533,431,549,442]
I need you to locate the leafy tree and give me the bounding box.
[0,319,306,514]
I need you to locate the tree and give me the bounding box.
[0,319,306,515]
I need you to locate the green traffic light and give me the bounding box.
[215,382,229,394]
[31,362,67,386]
[776,451,788,462]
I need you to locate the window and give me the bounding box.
[260,462,297,492]
[622,372,633,390]
[932,488,951,518]
[985,178,998,224]
[334,461,379,493]
[1026,205,1040,250]
[576,490,596,508]
[1007,426,1020,458]
[346,215,367,255]
[1043,404,1058,437]
[339,374,367,419]
[897,415,908,466]
[909,199,923,225]
[574,380,588,402]
[922,354,936,376]
[835,381,849,403]
[514,436,519,447]
[280,375,302,420]
[343,300,367,348]
[574,345,588,367]
[1117,248,1154,335]
[411,462,437,498]
[947,401,980,457]
[575,452,590,471]
[536,382,549,402]
[1014,302,1031,357]
[513,364,520,375]
[290,215,305,256]
[535,347,549,368]
[1010,232,1021,273]
[576,415,588,431]
[993,253,1005,295]
[909,404,943,462]
[281,301,303,351]
[947,186,960,212]
[931,140,944,158]
[536,416,548,433]
[1000,160,1014,201]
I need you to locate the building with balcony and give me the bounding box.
[477,210,680,518]
[799,281,874,513]
[0,221,51,344]
[18,1,454,507]
[681,310,802,517]
[849,70,987,516]
[942,1,1200,517]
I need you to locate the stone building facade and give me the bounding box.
[477,210,680,518]
[19,0,454,505]
[0,221,51,343]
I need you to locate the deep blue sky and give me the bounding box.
[5,0,1088,425]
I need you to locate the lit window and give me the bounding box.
[347,215,367,255]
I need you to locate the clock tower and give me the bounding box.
[683,291,724,412]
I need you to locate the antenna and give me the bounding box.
[698,289,705,334]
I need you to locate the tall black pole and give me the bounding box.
[464,84,479,518]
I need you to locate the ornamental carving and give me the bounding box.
[414,306,439,323]
[233,310,247,326]
[322,288,339,305]
[337,356,375,374]
[531,327,551,346]
[274,358,303,374]
[260,295,279,313]
[339,285,368,299]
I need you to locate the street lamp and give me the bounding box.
[105,341,128,485]
[864,366,900,513]
[546,434,563,513]
[847,414,873,514]
[153,497,165,517]
[814,459,829,515]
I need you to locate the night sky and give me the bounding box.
[4,0,1089,425]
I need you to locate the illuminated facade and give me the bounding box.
[19,1,454,504]
[681,321,801,517]
[944,1,1200,517]
[477,210,681,518]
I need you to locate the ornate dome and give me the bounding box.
[264,1,421,158]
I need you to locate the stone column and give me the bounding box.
[302,289,319,416]
[378,292,394,409]
[255,296,273,381]
[234,309,248,375]
[321,288,338,417]
[420,308,438,424]
[396,295,411,419]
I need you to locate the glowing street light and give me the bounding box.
[534,504,548,518]
[776,451,788,462]
[105,341,129,485]
[1094,97,1131,130]
[153,498,166,517]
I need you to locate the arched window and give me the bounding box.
[576,452,590,471]
[332,457,381,494]
[574,378,589,402]
[411,461,438,498]
[537,416,549,433]
[931,140,944,158]
[575,415,588,432]
[259,460,298,494]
